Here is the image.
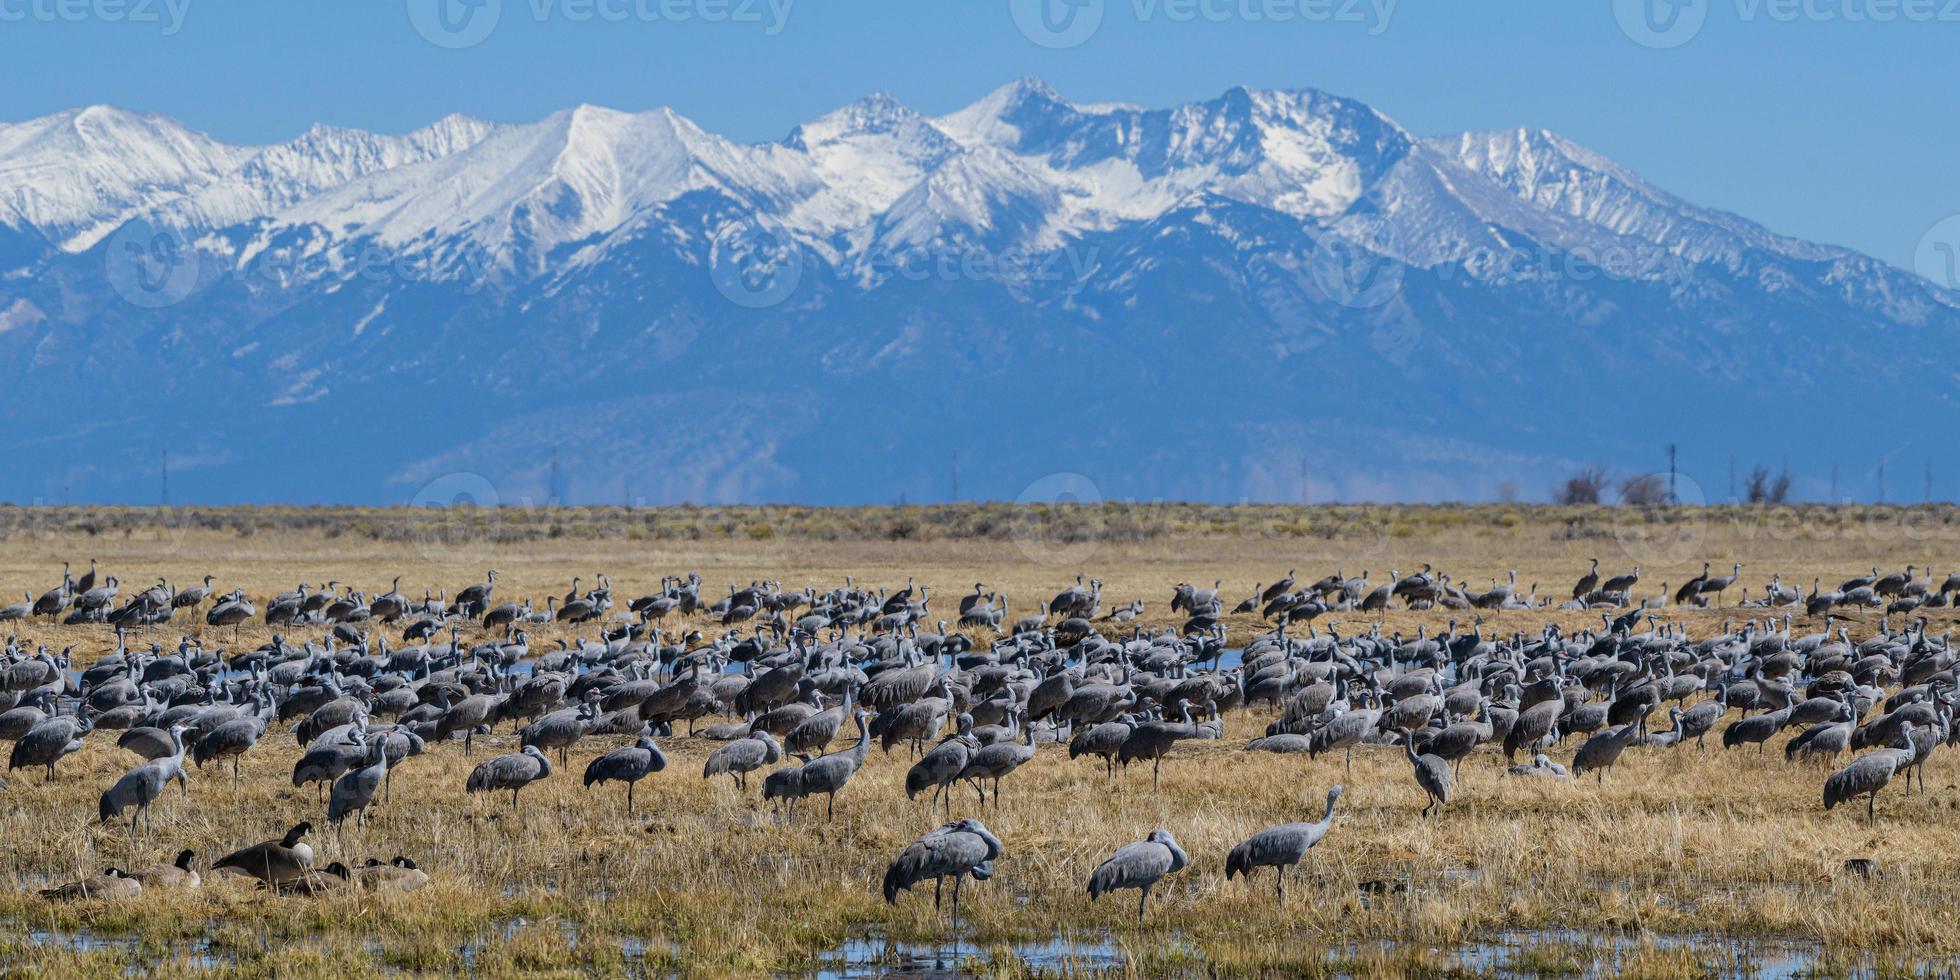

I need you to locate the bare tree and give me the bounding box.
[1554,466,1610,505]
[1746,465,1793,504]
[1619,473,1668,506]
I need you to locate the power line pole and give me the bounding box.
[1299,455,1309,505]
[1877,461,1886,505]
[160,451,169,506]
[1830,463,1838,503]
[549,447,560,506]
[1667,444,1677,502]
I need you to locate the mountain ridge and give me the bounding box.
[0,80,1952,505]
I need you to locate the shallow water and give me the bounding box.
[814,933,1127,978]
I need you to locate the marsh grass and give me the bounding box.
[0,508,1956,975]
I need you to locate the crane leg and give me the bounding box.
[934,877,942,909]
[1153,757,1161,789]
[826,792,836,822]
[627,783,635,813]
[1275,865,1285,905]
[1137,885,1150,924]
[1867,791,1876,826]
[952,874,963,917]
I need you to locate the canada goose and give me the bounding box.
[212,822,314,886]
[128,849,200,889]
[40,867,142,900]
[275,861,353,895]
[352,856,430,893]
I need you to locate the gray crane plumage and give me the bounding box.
[583,726,668,812]
[703,729,781,790]
[882,818,1003,915]
[466,744,553,807]
[1226,785,1343,904]
[1087,828,1188,922]
[98,724,192,831]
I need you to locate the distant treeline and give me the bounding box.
[0,502,1957,545]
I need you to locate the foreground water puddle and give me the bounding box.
[815,932,1127,978]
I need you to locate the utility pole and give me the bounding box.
[1667,444,1677,502]
[1299,455,1309,505]
[160,450,169,506]
[1877,461,1886,505]
[549,447,560,506]
[1830,463,1838,503]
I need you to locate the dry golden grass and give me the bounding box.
[0,505,1957,977]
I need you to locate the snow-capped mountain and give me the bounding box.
[0,79,1953,505]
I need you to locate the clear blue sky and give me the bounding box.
[4,0,1955,269]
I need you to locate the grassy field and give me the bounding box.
[0,504,1957,977]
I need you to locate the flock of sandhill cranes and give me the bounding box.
[7,557,1959,914]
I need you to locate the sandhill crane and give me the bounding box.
[12,709,92,781]
[882,818,1003,916]
[466,744,553,807]
[1700,563,1744,606]
[583,725,668,812]
[1226,785,1342,905]
[194,702,271,782]
[1069,715,1135,778]
[958,711,1037,807]
[1572,558,1600,599]
[1505,753,1568,777]
[212,822,314,887]
[1118,699,1199,787]
[40,868,142,900]
[1824,737,1917,825]
[455,570,496,618]
[784,710,874,821]
[1403,734,1452,817]
[1676,564,1711,605]
[703,729,781,790]
[1572,720,1644,782]
[906,716,978,819]
[1087,829,1188,923]
[98,724,193,832]
[327,733,389,830]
